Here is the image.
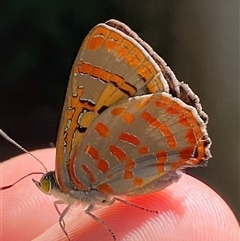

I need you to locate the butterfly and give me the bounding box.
[1,19,211,240]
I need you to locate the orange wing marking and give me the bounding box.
[123,158,136,180]
[119,132,140,146]
[141,111,177,148]
[178,114,191,126]
[97,159,109,173]
[126,47,145,68]
[115,39,134,59]
[98,183,114,194]
[137,60,157,83]
[87,26,111,51]
[84,145,99,160]
[82,164,96,183]
[135,97,152,109]
[171,147,198,170]
[133,177,143,187]
[105,31,123,52]
[179,146,195,159]
[109,145,127,162]
[185,129,197,145]
[68,147,86,190]
[121,111,135,124]
[111,107,126,116]
[155,150,167,173]
[95,122,110,137]
[111,107,135,124]
[138,146,149,154]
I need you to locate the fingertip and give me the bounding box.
[34,173,239,241]
[73,174,239,241]
[2,151,239,241]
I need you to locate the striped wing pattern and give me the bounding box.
[55,19,211,194]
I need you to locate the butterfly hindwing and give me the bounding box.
[70,93,211,194]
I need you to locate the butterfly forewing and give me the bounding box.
[55,21,171,191]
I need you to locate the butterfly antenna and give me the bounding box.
[0,129,48,172]
[1,172,45,190]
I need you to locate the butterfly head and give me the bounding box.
[33,171,58,195]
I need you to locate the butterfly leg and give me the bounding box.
[85,204,116,241]
[54,200,71,241]
[107,197,159,214]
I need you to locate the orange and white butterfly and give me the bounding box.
[1,19,211,240]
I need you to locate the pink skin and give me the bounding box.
[0,148,239,241]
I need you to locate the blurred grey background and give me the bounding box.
[0,1,239,221]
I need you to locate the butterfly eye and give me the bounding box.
[40,177,51,193]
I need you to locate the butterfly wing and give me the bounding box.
[55,19,210,193]
[71,93,211,195]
